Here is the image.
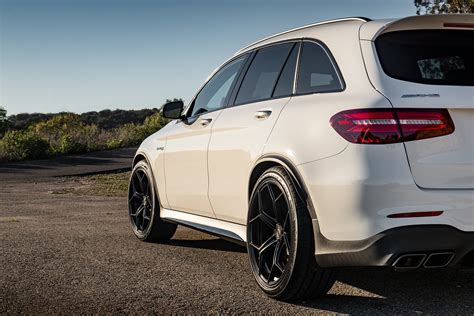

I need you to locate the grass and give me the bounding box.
[65,171,130,197]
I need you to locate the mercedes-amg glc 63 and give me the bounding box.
[128,15,474,300]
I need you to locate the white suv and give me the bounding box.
[128,15,474,300]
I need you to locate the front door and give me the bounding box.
[164,55,247,217]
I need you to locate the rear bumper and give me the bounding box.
[313,223,474,268]
[298,143,474,241]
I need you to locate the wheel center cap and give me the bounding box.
[275,224,284,240]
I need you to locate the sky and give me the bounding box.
[0,0,416,115]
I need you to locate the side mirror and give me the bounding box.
[162,100,184,119]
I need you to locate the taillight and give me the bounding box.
[387,211,443,218]
[330,109,454,144]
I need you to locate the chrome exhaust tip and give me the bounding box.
[423,252,454,268]
[392,253,426,270]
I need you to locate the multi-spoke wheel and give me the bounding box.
[247,166,336,300]
[129,167,153,233]
[248,177,292,286]
[128,160,177,242]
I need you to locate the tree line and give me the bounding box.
[5,108,160,132]
[0,102,184,162]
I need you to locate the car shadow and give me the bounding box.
[163,235,474,313]
[165,238,247,253]
[290,267,474,314]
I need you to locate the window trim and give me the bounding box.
[294,38,346,96]
[292,41,302,95]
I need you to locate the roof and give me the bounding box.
[235,17,372,55]
[236,14,474,55]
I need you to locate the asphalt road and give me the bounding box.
[0,147,136,182]
[1,149,473,314]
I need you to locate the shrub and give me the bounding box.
[0,129,50,161]
[0,110,170,162]
[142,112,169,136]
[8,108,161,130]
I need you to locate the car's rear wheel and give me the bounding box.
[128,160,177,242]
[247,166,335,300]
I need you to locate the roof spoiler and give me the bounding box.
[360,14,474,41]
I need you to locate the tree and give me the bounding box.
[165,98,184,103]
[414,0,474,14]
[0,106,6,122]
[0,106,8,136]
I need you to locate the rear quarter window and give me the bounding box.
[375,30,474,86]
[296,41,344,94]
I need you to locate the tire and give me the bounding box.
[128,160,177,242]
[246,166,336,300]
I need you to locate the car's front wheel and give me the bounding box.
[128,160,177,242]
[247,166,335,300]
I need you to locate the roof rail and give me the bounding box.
[236,17,371,54]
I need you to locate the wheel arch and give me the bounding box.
[131,151,166,208]
[249,155,318,221]
[132,152,149,167]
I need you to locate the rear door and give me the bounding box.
[207,41,300,224]
[361,19,474,189]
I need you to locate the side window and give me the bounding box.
[191,55,246,117]
[273,42,299,98]
[235,43,294,105]
[296,41,343,94]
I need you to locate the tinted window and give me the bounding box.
[235,43,293,105]
[296,41,343,94]
[375,30,474,86]
[273,43,299,98]
[191,55,246,117]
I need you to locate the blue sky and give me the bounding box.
[0,0,416,115]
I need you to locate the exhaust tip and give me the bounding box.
[424,252,454,268]
[393,254,426,270]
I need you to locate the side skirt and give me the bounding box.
[160,208,247,245]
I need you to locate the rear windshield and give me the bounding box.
[375,30,474,86]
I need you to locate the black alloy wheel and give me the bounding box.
[248,177,293,286]
[129,166,153,234]
[247,166,336,300]
[128,160,177,242]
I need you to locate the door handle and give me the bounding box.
[254,110,272,120]
[199,118,212,127]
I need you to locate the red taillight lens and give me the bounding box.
[444,22,474,29]
[387,211,443,218]
[330,109,454,144]
[396,109,455,141]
